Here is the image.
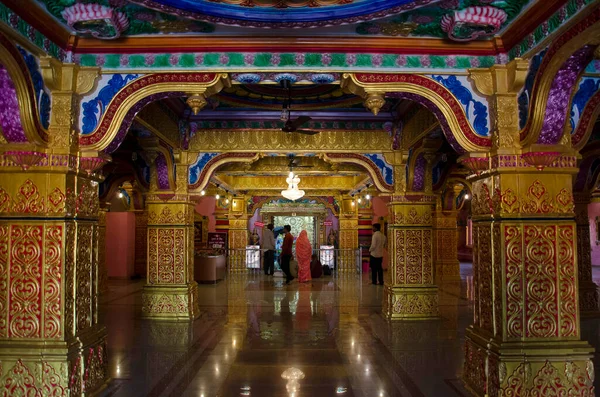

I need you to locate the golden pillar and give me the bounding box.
[0,161,110,395]
[0,56,108,394]
[574,195,600,317]
[133,209,148,278]
[432,186,461,283]
[142,153,199,320]
[228,195,249,273]
[338,196,358,273]
[383,155,439,320]
[98,205,109,295]
[123,181,148,278]
[464,60,594,396]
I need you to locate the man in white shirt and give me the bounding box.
[369,223,386,285]
[262,224,276,275]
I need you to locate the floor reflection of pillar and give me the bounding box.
[228,274,249,324]
[438,280,461,340]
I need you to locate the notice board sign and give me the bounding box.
[208,232,227,250]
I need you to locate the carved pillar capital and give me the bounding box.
[469,59,529,154]
[39,58,100,151]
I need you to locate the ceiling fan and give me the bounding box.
[287,154,313,170]
[280,79,320,135]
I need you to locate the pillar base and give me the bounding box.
[579,281,600,318]
[463,327,595,397]
[383,285,439,320]
[0,325,109,397]
[142,282,200,321]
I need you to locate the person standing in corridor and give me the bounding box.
[262,223,276,275]
[369,223,386,285]
[280,225,295,284]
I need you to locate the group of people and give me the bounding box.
[261,224,322,284]
[261,222,387,286]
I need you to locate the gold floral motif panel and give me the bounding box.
[189,129,391,152]
[502,222,578,340]
[389,203,433,226]
[464,338,594,397]
[472,222,493,333]
[75,222,95,332]
[0,175,78,218]
[141,283,199,320]
[147,202,195,226]
[147,226,189,285]
[471,174,575,218]
[0,222,64,339]
[383,286,439,319]
[390,228,433,286]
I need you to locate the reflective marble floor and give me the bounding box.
[98,265,600,397]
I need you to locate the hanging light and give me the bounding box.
[281,171,305,201]
[365,194,371,200]
[118,191,124,198]
[226,198,230,204]
[357,198,362,204]
[215,193,220,200]
[200,190,206,196]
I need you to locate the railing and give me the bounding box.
[225,247,362,275]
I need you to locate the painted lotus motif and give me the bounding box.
[441,6,507,42]
[62,4,129,39]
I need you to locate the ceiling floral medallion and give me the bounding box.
[441,6,507,41]
[62,3,129,39]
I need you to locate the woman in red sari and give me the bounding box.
[295,230,312,283]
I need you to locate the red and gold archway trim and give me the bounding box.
[187,152,260,192]
[520,5,600,144]
[0,32,48,144]
[343,73,491,152]
[79,72,230,151]
[325,152,393,193]
[572,89,600,150]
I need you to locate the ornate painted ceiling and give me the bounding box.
[33,0,533,41]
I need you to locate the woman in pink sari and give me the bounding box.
[295,230,312,283]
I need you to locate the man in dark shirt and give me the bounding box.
[280,225,294,284]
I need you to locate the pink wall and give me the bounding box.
[371,196,389,222]
[105,212,136,279]
[589,203,600,266]
[194,196,216,232]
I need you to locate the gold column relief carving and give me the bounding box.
[463,166,594,397]
[0,163,108,396]
[143,195,199,320]
[384,197,438,320]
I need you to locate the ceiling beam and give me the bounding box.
[3,0,568,59]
